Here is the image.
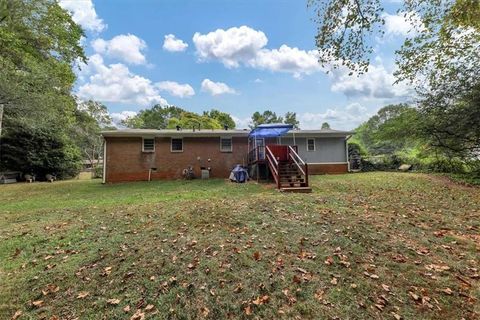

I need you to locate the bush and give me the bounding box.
[93,165,103,179]
[1,124,82,179]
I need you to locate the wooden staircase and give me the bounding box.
[265,145,312,193]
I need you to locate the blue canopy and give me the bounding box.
[249,123,293,138]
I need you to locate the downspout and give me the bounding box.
[345,135,352,172]
[102,138,107,184]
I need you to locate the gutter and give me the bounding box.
[102,138,107,184]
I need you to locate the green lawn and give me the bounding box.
[1,173,478,319]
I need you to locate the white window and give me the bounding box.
[142,138,155,152]
[307,138,315,151]
[220,137,232,152]
[171,138,183,152]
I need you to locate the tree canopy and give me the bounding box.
[250,110,300,129]
[123,106,236,130]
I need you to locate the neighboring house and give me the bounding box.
[101,127,352,184]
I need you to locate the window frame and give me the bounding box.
[142,137,155,153]
[171,138,184,152]
[220,137,233,152]
[306,138,316,152]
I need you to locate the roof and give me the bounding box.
[101,128,250,138]
[283,129,354,138]
[102,128,354,138]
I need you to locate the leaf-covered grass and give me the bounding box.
[0,173,478,319]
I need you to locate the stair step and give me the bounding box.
[280,187,312,193]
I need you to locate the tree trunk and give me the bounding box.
[0,104,3,168]
[0,104,3,138]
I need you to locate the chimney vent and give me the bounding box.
[176,125,181,131]
[224,124,229,130]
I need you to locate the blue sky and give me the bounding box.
[59,0,414,129]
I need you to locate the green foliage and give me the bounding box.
[284,112,300,129]
[167,111,222,130]
[321,122,330,129]
[0,0,86,178]
[250,110,301,129]
[123,105,184,129]
[73,100,112,168]
[420,82,480,158]
[353,104,422,155]
[250,110,284,128]
[123,106,231,130]
[203,109,236,129]
[1,124,82,179]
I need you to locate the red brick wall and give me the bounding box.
[308,163,348,174]
[105,136,249,182]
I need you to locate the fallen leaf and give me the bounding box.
[253,251,261,261]
[244,304,252,315]
[123,305,131,313]
[324,256,334,265]
[253,295,270,305]
[145,304,154,311]
[409,291,420,301]
[130,310,145,320]
[391,312,402,320]
[32,300,43,308]
[77,291,89,299]
[11,310,22,320]
[381,284,390,292]
[440,288,453,295]
[201,306,210,317]
[107,298,121,305]
[331,277,338,285]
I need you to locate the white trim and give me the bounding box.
[171,137,183,152]
[220,137,233,152]
[306,138,315,152]
[102,139,107,184]
[142,137,155,152]
[307,162,348,165]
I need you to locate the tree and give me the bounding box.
[308,0,480,85]
[0,0,85,175]
[203,109,236,129]
[250,110,284,128]
[284,112,300,129]
[73,100,112,171]
[352,104,422,155]
[421,83,480,158]
[321,122,330,130]
[123,105,185,129]
[1,124,82,179]
[167,112,222,130]
[123,105,229,130]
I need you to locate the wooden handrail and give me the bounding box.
[265,146,280,188]
[288,146,309,186]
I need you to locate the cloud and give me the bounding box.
[251,45,322,78]
[92,34,147,65]
[157,81,195,98]
[77,54,167,107]
[382,11,424,37]
[193,26,268,68]
[329,63,412,100]
[231,115,252,129]
[193,26,324,77]
[298,103,370,130]
[201,79,237,96]
[58,0,106,32]
[163,34,189,52]
[110,110,137,127]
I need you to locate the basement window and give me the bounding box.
[220,138,232,152]
[142,138,155,152]
[171,138,183,152]
[307,138,315,152]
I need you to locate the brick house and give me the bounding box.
[101,127,352,186]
